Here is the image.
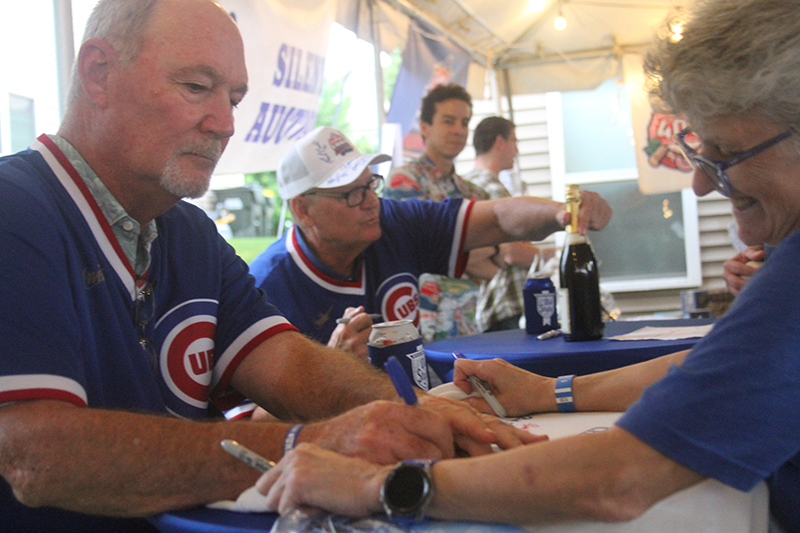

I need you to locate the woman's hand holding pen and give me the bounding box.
[453,358,556,417]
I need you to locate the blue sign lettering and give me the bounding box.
[273,44,288,87]
[244,102,318,145]
[272,43,326,95]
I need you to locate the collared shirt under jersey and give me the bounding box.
[49,135,158,277]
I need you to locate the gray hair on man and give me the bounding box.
[67,0,159,106]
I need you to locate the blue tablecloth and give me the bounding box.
[424,318,715,382]
[151,508,276,533]
[150,508,527,533]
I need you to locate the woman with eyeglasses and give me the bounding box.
[254,1,800,531]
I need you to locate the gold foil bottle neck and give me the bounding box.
[565,184,582,234]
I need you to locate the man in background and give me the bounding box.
[384,83,485,201]
[463,116,551,331]
[383,84,501,338]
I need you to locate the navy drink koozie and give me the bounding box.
[523,277,558,335]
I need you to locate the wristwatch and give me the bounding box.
[380,459,436,526]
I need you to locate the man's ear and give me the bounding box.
[76,38,116,108]
[419,120,430,143]
[290,196,314,227]
[493,134,505,152]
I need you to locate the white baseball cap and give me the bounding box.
[277,126,391,198]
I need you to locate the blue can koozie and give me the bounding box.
[368,320,429,390]
[523,277,558,335]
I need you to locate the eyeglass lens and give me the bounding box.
[346,176,383,207]
[696,160,729,195]
[676,131,731,196]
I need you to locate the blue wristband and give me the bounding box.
[283,424,304,456]
[555,375,576,412]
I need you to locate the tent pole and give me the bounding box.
[53,0,75,121]
[502,68,523,196]
[370,0,387,148]
[487,52,502,117]
[503,68,515,125]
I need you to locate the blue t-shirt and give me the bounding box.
[618,230,800,531]
[0,136,294,531]
[249,198,472,344]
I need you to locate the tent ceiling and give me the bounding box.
[369,0,692,94]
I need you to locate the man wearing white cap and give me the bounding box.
[250,127,613,362]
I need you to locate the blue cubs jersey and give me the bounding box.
[249,198,472,344]
[0,136,295,531]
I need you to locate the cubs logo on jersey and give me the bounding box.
[153,299,219,418]
[377,273,421,326]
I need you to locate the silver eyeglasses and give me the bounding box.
[304,174,384,207]
[674,127,796,197]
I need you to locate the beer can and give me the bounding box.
[368,319,429,391]
[523,277,559,335]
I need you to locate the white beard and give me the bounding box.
[159,140,223,199]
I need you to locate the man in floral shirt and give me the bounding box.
[384,84,491,339]
[385,84,487,202]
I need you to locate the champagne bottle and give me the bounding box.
[558,184,604,341]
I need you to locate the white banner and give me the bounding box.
[215,0,335,175]
[624,54,694,195]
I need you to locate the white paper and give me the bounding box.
[607,324,714,341]
[207,485,273,512]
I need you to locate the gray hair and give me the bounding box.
[67,0,159,105]
[645,0,800,130]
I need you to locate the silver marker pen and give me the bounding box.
[537,329,562,340]
[336,313,383,324]
[221,439,275,473]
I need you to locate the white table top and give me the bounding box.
[427,386,769,533]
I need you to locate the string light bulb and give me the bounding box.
[670,22,683,41]
[554,5,567,31]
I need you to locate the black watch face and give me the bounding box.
[386,465,428,511]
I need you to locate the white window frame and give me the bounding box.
[0,92,10,156]
[545,91,702,293]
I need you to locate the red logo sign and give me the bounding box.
[644,113,692,172]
